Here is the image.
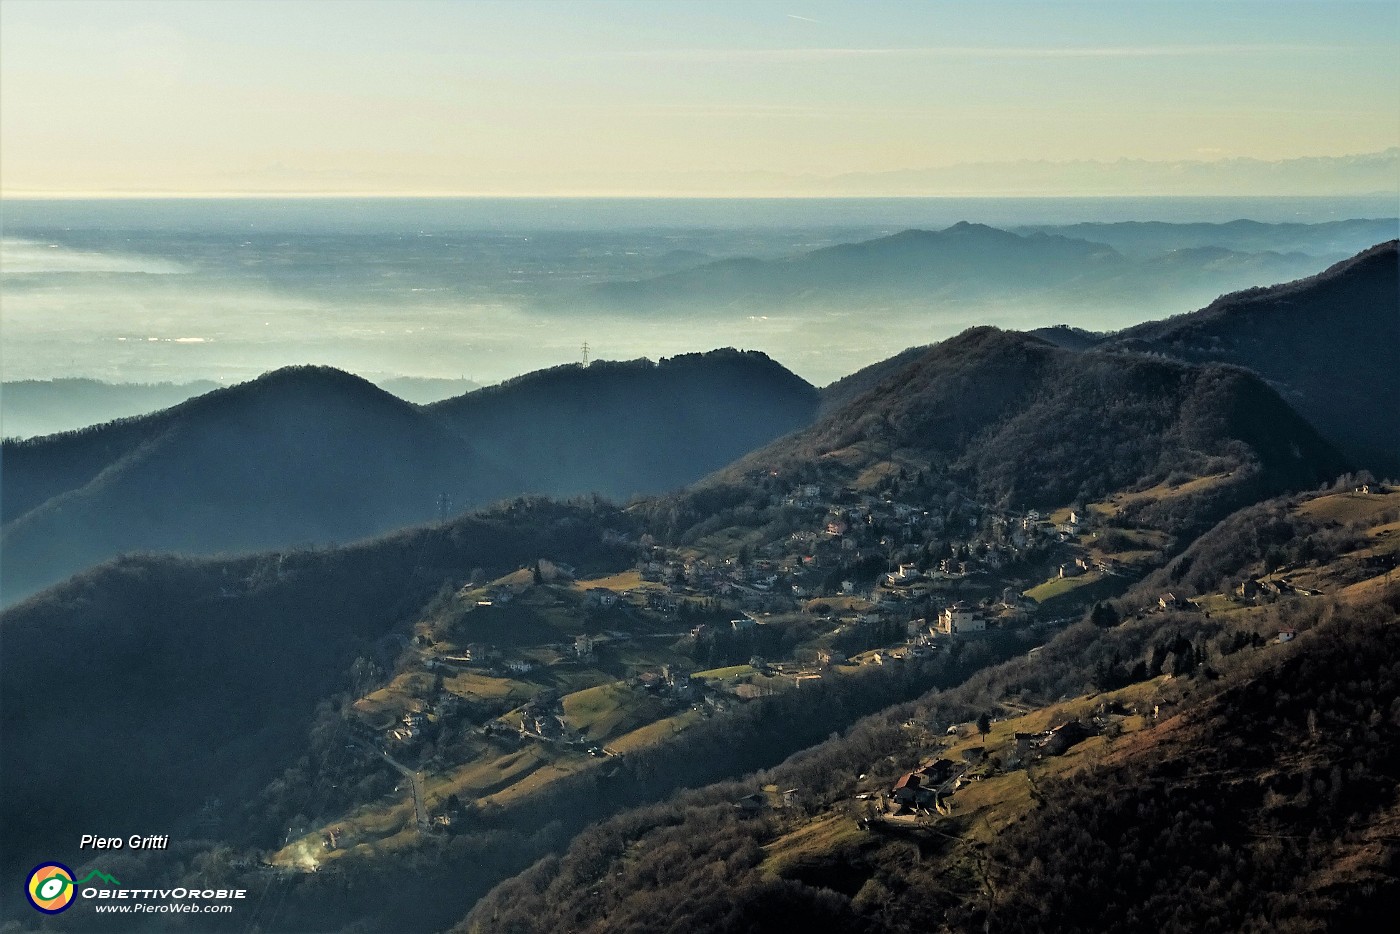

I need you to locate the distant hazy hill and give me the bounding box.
[1,351,818,603]
[0,378,221,440]
[0,376,480,440]
[715,327,1345,514]
[568,222,1331,318]
[1108,241,1400,472]
[1049,245,1335,313]
[574,223,1119,311]
[1014,217,1397,258]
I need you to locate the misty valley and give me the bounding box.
[2,200,1393,408]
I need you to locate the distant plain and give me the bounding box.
[3,196,1394,428]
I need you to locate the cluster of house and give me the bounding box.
[857,719,1096,824]
[1006,720,1091,767]
[515,693,579,744]
[384,692,463,745]
[1235,577,1325,603]
[886,758,961,814]
[635,482,1076,616]
[386,709,427,744]
[427,641,537,677]
[849,514,1051,585]
[733,787,802,814]
[640,553,790,611]
[635,663,698,699]
[1059,555,1120,579]
[633,549,1042,656]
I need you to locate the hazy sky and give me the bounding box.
[2,0,1397,196]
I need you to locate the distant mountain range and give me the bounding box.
[562,221,1351,319]
[580,222,1116,306]
[0,351,817,603]
[1013,218,1397,258]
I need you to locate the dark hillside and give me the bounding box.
[2,353,818,603]
[713,328,1345,513]
[945,597,1400,934]
[1,367,489,602]
[1111,241,1400,471]
[0,367,424,524]
[430,349,819,498]
[0,499,632,887]
[817,344,929,415]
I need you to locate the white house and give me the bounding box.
[885,563,922,586]
[936,604,986,635]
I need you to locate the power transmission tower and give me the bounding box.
[581,342,590,367]
[438,492,451,523]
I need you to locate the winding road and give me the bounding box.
[352,736,428,832]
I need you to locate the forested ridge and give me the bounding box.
[1109,240,1399,473]
[1,351,818,603]
[656,327,1345,558]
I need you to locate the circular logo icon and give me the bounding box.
[26,863,76,914]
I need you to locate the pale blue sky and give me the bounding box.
[2,0,1396,194]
